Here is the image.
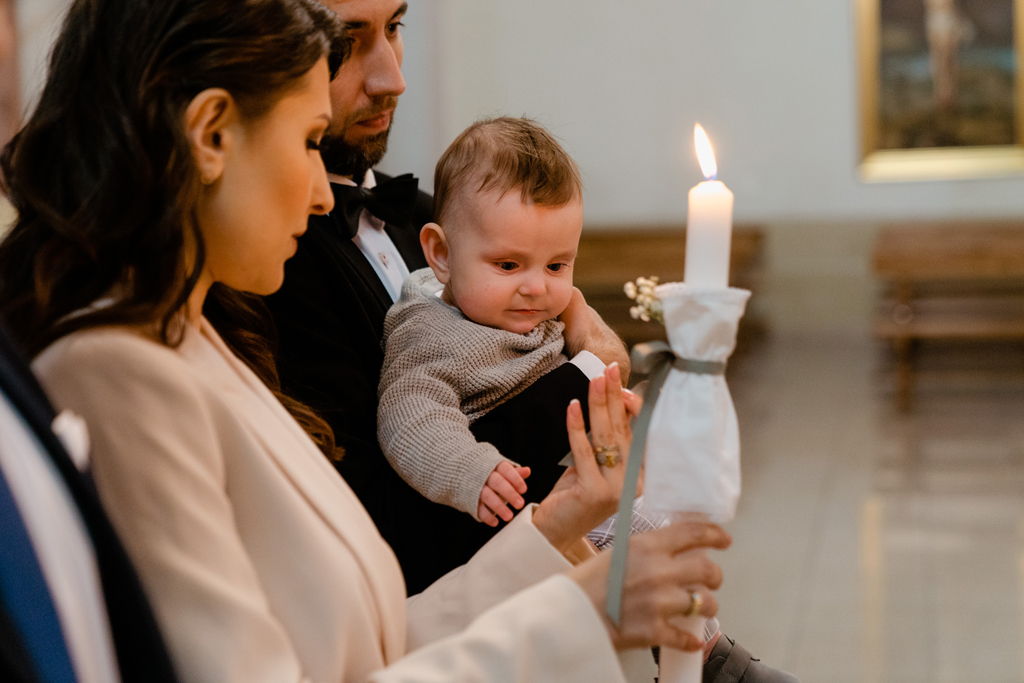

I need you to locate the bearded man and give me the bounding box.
[264,4,799,682]
[264,0,626,595]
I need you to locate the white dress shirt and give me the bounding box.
[0,399,120,683]
[338,170,411,302]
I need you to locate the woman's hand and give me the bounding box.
[533,362,633,552]
[569,520,731,651]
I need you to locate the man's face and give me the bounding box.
[320,0,407,178]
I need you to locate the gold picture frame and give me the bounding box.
[857,0,1024,181]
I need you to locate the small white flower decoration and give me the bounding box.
[623,275,663,324]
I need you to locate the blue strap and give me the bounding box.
[604,341,724,624]
[0,463,79,682]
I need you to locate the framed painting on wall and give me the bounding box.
[857,0,1024,181]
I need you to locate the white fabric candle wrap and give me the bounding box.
[642,283,750,519]
[644,283,749,683]
[601,282,750,683]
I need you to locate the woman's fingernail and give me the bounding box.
[570,398,580,406]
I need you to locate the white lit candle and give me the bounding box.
[685,124,733,288]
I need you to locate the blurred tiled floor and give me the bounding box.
[716,328,1024,682]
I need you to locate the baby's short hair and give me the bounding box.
[433,117,582,226]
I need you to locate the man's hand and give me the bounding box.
[477,461,531,527]
[559,287,629,381]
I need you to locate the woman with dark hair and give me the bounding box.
[0,0,730,680]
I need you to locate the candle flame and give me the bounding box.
[694,123,718,180]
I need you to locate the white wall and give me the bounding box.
[15,0,68,117]
[376,0,440,190]
[15,1,1024,225]
[380,0,1024,225]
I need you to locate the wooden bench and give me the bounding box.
[574,225,765,349]
[872,222,1024,410]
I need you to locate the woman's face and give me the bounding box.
[199,58,334,296]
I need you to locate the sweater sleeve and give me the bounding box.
[378,306,509,519]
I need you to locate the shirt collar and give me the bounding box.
[327,169,377,189]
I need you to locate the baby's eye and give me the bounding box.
[547,263,567,272]
[496,262,517,271]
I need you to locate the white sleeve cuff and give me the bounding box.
[568,350,605,380]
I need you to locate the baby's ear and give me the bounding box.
[420,222,451,284]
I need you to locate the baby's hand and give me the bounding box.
[477,461,530,527]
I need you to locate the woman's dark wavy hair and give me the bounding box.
[0,0,348,457]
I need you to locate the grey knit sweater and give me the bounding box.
[378,268,567,518]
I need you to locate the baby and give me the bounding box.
[378,116,599,526]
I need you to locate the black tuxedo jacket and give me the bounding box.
[0,325,178,682]
[265,173,590,594]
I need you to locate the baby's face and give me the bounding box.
[444,190,583,334]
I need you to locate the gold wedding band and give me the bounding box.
[683,589,703,618]
[593,444,621,467]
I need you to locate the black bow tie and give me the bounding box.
[331,173,420,239]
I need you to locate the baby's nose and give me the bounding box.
[517,274,545,296]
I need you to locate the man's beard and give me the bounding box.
[319,129,390,182]
[319,98,396,182]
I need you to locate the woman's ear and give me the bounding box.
[183,88,237,186]
[420,222,451,284]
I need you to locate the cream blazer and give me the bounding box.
[34,321,652,682]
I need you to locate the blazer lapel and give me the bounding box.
[334,235,393,318]
[383,220,427,272]
[323,185,394,315]
[0,329,59,436]
[189,321,407,659]
[0,325,178,682]
[373,170,431,272]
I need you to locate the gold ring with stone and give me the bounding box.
[593,444,621,467]
[683,589,704,618]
